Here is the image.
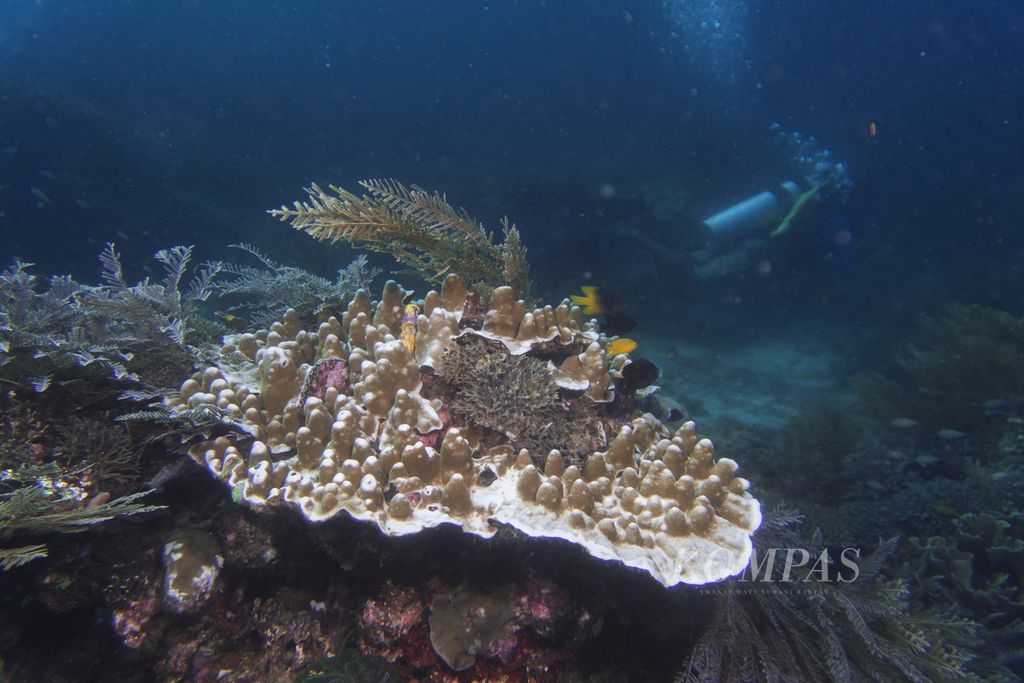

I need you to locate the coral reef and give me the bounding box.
[438,334,595,461]
[742,405,863,504]
[360,577,584,678]
[174,276,761,587]
[4,238,1014,681]
[900,512,1024,677]
[161,530,223,613]
[270,180,532,298]
[295,650,400,682]
[853,303,1024,431]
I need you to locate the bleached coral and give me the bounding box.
[173,277,761,587]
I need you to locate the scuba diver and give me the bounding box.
[620,126,854,300]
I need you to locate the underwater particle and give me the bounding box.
[834,228,853,246]
[161,530,223,613]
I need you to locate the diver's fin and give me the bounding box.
[771,184,821,238]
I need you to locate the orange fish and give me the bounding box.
[606,338,638,355]
[868,121,878,138]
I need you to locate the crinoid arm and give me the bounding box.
[270,180,531,298]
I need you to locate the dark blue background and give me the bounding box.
[1,0,1021,333]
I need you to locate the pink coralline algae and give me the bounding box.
[300,357,350,402]
[111,584,161,650]
[360,582,437,671]
[359,577,584,680]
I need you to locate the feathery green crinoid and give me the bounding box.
[1,243,221,393]
[0,464,163,571]
[215,242,379,326]
[269,180,531,299]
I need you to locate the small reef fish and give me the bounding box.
[29,186,51,204]
[215,311,248,331]
[571,285,637,336]
[601,312,637,336]
[936,428,967,441]
[572,285,622,315]
[606,338,638,355]
[620,358,660,392]
[401,303,420,353]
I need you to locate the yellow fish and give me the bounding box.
[571,285,602,314]
[400,303,420,353]
[571,285,624,315]
[215,311,248,331]
[606,338,638,355]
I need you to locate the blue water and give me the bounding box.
[4,0,1020,324]
[2,0,1023,679]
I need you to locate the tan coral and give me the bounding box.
[171,280,761,587]
[474,285,591,355]
[551,341,614,402]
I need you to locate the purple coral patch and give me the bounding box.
[301,357,350,403]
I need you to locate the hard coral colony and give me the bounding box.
[173,274,761,587]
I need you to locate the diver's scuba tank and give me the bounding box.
[700,180,805,240]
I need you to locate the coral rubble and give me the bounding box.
[174,276,761,587]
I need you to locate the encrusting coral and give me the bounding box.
[173,274,761,587]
